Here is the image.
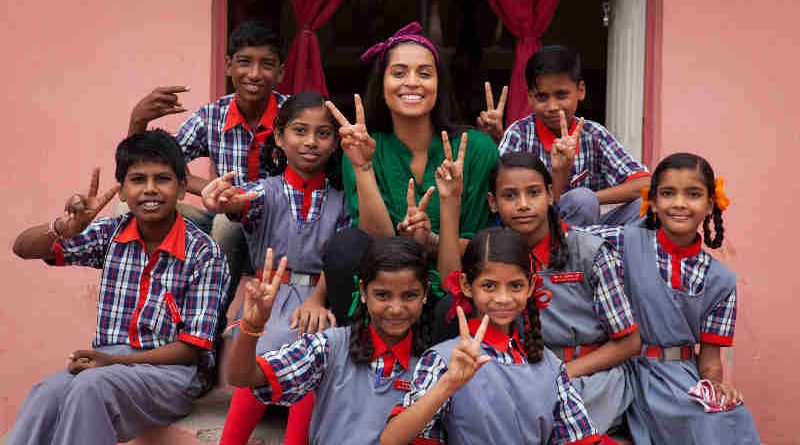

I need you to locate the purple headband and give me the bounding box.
[359,21,440,65]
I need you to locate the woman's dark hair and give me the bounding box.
[462,227,544,362]
[115,129,187,183]
[525,45,582,90]
[349,237,436,362]
[227,20,284,61]
[489,152,569,270]
[259,91,343,189]
[644,152,724,248]
[363,40,462,135]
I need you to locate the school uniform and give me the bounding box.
[499,115,649,226]
[251,326,418,444]
[533,226,638,434]
[7,213,229,445]
[237,167,350,353]
[394,319,600,444]
[589,225,761,444]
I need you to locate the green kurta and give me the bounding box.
[342,129,498,239]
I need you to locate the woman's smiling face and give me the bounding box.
[383,43,438,121]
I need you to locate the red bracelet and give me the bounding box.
[238,319,264,338]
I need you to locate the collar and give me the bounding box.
[114,213,187,261]
[529,221,570,268]
[535,115,578,152]
[656,228,701,258]
[284,165,326,193]
[223,93,277,132]
[370,325,413,371]
[468,318,524,357]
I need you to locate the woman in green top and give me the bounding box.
[322,22,498,325]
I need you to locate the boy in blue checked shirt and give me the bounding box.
[498,45,650,227]
[127,21,287,309]
[8,130,229,445]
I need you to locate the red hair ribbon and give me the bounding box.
[714,177,730,211]
[638,186,651,217]
[359,21,440,65]
[443,270,472,322]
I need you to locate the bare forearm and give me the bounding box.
[595,176,650,205]
[187,174,212,196]
[128,117,149,136]
[226,322,270,388]
[308,272,327,305]
[565,331,640,379]
[551,170,570,203]
[113,341,201,366]
[381,377,458,445]
[697,343,724,383]
[437,197,462,279]
[354,166,395,238]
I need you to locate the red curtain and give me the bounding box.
[487,0,559,125]
[276,0,343,96]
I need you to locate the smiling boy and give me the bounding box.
[499,45,650,227]
[8,130,229,444]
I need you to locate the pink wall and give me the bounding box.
[0,1,214,434]
[655,1,800,442]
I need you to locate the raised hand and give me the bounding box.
[442,308,491,391]
[325,95,376,170]
[397,178,434,244]
[201,171,258,213]
[435,131,467,199]
[242,248,288,330]
[129,86,190,133]
[476,81,508,142]
[550,110,584,174]
[58,168,120,238]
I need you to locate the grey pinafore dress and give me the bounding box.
[430,339,562,444]
[622,227,760,444]
[538,229,632,433]
[244,176,345,353]
[308,327,417,444]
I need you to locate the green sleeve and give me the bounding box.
[458,129,499,238]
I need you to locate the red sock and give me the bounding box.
[283,393,315,445]
[219,387,267,445]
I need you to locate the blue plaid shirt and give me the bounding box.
[498,114,649,193]
[586,226,737,345]
[50,213,229,350]
[174,92,288,187]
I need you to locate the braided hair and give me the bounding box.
[348,237,436,363]
[644,152,724,249]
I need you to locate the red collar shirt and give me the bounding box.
[50,213,229,350]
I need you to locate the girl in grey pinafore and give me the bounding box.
[620,226,760,444]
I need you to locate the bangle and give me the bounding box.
[238,319,264,338]
[359,162,373,172]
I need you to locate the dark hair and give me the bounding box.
[363,40,461,135]
[462,227,544,362]
[489,152,569,270]
[644,152,725,249]
[525,45,582,90]
[349,237,436,362]
[115,129,187,183]
[227,20,284,61]
[259,91,343,189]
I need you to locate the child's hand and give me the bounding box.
[711,381,744,410]
[242,248,288,329]
[326,95,376,170]
[289,297,337,336]
[201,172,257,213]
[58,168,121,238]
[476,82,508,142]
[442,308,491,391]
[397,179,434,245]
[435,131,467,200]
[130,86,189,130]
[551,110,584,174]
[67,349,116,374]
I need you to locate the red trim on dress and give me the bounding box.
[284,166,327,220]
[656,229,701,290]
[567,433,602,445]
[370,324,413,375]
[700,333,734,347]
[178,333,213,350]
[624,171,651,182]
[256,356,283,403]
[609,323,639,340]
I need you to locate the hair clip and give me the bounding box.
[638,186,651,217]
[714,177,730,211]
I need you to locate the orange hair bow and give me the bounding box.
[638,186,651,217]
[714,177,730,211]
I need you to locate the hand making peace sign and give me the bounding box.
[397,178,434,244]
[550,110,585,174]
[325,95,376,170]
[58,168,120,239]
[476,81,508,142]
[435,131,467,200]
[241,248,288,330]
[442,307,491,391]
[201,171,258,214]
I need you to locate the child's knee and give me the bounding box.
[558,187,600,226]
